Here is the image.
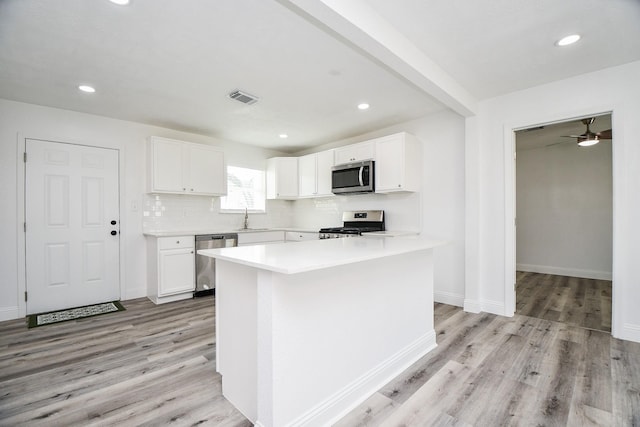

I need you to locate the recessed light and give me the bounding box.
[109,0,130,5]
[556,34,581,47]
[357,103,370,110]
[279,134,288,139]
[78,85,96,93]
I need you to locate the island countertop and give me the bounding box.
[198,236,445,274]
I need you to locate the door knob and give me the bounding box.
[111,230,117,236]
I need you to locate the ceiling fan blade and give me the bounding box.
[561,134,584,138]
[597,129,612,139]
[546,140,571,147]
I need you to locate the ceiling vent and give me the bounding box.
[228,90,259,105]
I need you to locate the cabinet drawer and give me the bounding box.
[158,236,194,250]
[238,231,285,245]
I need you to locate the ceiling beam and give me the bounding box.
[277,0,478,117]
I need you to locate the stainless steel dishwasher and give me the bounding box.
[194,233,238,297]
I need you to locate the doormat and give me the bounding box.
[27,301,126,328]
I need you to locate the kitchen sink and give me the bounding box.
[236,228,270,231]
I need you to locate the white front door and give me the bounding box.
[25,139,120,314]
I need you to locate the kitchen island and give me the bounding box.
[198,236,444,427]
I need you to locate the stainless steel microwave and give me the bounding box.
[331,160,375,194]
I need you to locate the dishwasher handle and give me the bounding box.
[195,233,239,243]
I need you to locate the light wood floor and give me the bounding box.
[516,271,612,333]
[1,294,639,426]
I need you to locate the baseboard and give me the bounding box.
[480,299,506,316]
[434,290,464,307]
[283,330,438,427]
[516,264,612,281]
[463,299,482,313]
[618,323,640,344]
[0,306,20,322]
[124,286,147,301]
[463,298,506,316]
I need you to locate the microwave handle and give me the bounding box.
[358,166,364,186]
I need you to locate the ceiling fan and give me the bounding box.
[560,117,612,147]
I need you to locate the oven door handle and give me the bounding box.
[358,166,364,186]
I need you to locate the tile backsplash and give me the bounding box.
[142,191,421,233]
[142,194,294,232]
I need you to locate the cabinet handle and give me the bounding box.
[110,230,117,236]
[190,188,194,191]
[176,240,180,244]
[191,251,194,254]
[183,188,186,191]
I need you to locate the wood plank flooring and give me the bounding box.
[0,297,250,426]
[516,271,612,332]
[1,286,638,426]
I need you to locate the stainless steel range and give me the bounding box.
[319,210,385,239]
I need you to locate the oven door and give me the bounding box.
[331,160,374,194]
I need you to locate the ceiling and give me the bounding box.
[0,0,638,153]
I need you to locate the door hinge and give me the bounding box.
[24,222,26,232]
[23,152,27,163]
[24,291,27,302]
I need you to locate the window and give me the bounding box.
[220,166,266,212]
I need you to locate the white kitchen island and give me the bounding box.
[198,236,444,427]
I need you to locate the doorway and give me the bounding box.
[24,139,121,314]
[513,115,612,332]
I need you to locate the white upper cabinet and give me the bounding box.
[298,150,334,198]
[266,157,298,200]
[334,141,374,165]
[374,132,422,193]
[148,136,226,196]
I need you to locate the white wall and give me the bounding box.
[293,110,466,306]
[466,60,640,342]
[516,140,612,280]
[0,99,285,321]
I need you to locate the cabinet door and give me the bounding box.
[334,142,374,165]
[298,154,317,197]
[187,144,226,195]
[375,136,404,192]
[315,150,334,197]
[150,138,185,193]
[158,248,195,296]
[238,231,285,246]
[267,157,298,199]
[375,133,421,193]
[285,231,319,241]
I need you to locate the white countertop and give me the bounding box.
[198,236,445,274]
[143,228,319,237]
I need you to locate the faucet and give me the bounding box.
[243,208,249,230]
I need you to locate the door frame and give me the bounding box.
[503,105,618,337]
[16,133,125,317]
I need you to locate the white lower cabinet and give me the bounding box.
[285,231,319,242]
[147,236,195,304]
[238,231,285,246]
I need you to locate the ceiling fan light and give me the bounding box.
[556,34,581,47]
[578,137,599,147]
